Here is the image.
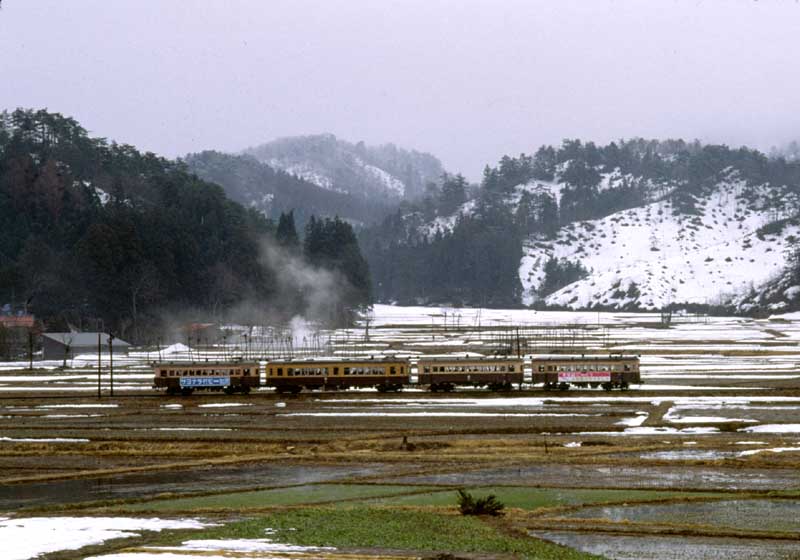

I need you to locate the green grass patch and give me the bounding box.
[177,506,600,559]
[367,486,726,510]
[117,484,433,512]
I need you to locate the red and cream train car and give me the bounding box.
[531,354,640,391]
[153,361,261,395]
[417,356,524,392]
[265,357,409,394]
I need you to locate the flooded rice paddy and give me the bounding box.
[1,306,800,558]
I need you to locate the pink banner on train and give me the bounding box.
[558,371,611,382]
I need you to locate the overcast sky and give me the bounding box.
[1,0,799,179]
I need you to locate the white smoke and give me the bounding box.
[258,238,348,325]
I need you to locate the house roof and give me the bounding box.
[42,332,131,347]
[0,315,35,328]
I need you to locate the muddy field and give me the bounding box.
[2,307,800,559]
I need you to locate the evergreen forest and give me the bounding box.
[0,109,371,342]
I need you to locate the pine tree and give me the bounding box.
[276,210,300,248]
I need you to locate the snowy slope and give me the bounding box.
[520,176,800,309]
[245,134,444,200]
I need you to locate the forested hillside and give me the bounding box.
[0,109,371,341]
[362,139,800,313]
[183,151,395,226]
[245,133,445,201]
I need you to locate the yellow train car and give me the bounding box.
[265,357,410,394]
[153,361,261,396]
[531,354,640,391]
[417,356,524,392]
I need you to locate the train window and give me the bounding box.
[509,365,515,372]
[390,366,396,374]
[344,367,350,375]
[288,368,294,376]
[624,364,630,371]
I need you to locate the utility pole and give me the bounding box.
[97,332,102,399]
[108,333,114,397]
[28,331,33,371]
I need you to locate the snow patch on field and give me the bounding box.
[738,446,800,457]
[280,412,596,418]
[741,424,800,433]
[616,412,648,426]
[0,437,90,443]
[197,403,253,408]
[37,404,119,409]
[0,516,209,560]
[84,530,334,559]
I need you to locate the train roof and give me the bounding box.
[417,355,524,362]
[266,356,409,364]
[153,361,260,367]
[527,354,639,361]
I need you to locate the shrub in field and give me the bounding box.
[456,489,505,516]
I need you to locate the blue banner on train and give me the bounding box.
[180,377,230,388]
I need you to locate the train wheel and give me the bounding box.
[558,382,570,391]
[290,386,302,394]
[180,388,194,396]
[430,384,439,393]
[166,386,177,396]
[242,385,251,395]
[601,382,613,392]
[224,386,235,395]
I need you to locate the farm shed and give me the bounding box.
[42,332,131,361]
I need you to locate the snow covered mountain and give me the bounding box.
[183,150,394,225]
[244,133,445,201]
[386,140,800,313]
[519,171,799,310]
